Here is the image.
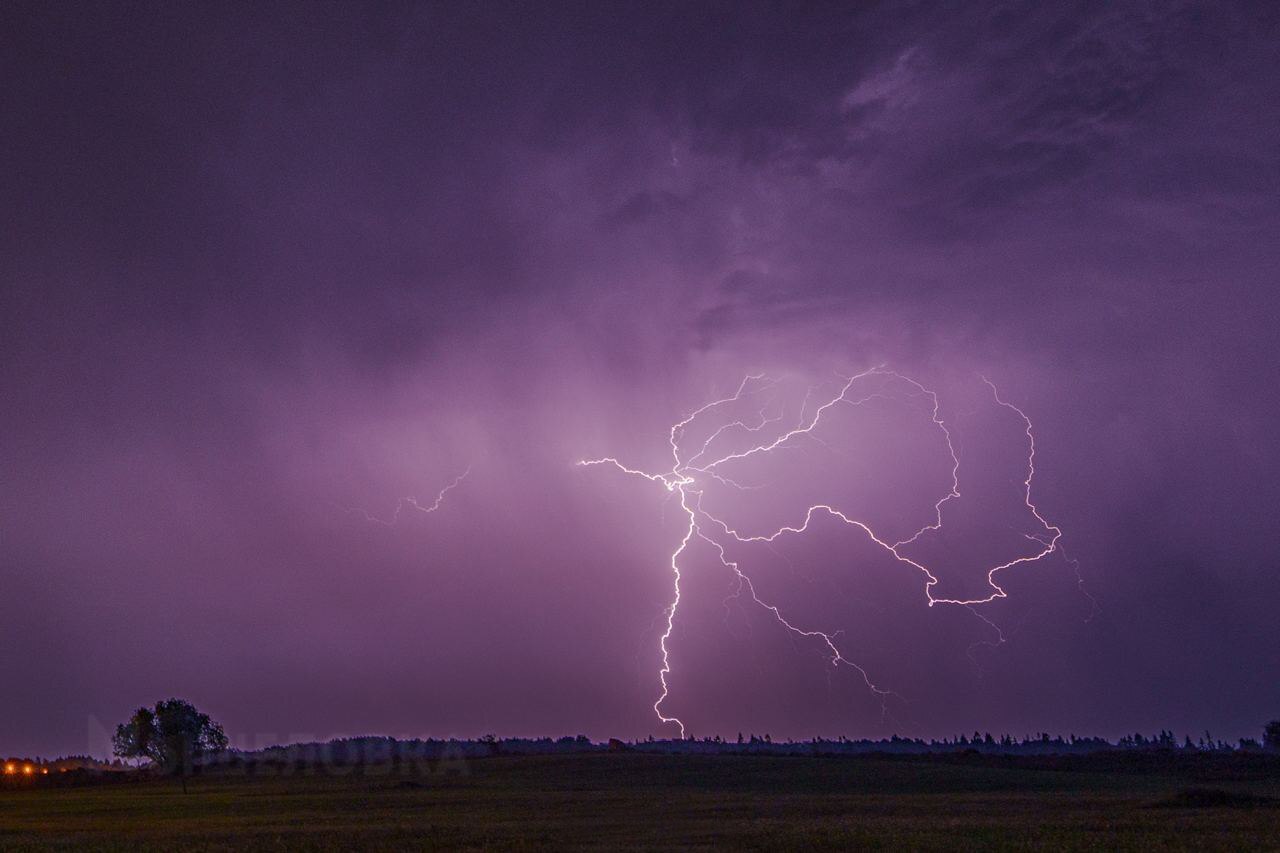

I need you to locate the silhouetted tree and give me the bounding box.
[1264,720,1280,752]
[113,699,228,792]
[112,706,157,768]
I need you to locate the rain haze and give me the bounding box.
[3,2,1279,758]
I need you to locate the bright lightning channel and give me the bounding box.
[578,367,1065,738]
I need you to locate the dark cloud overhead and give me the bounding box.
[2,1,1278,756]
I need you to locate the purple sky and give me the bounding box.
[4,2,1279,757]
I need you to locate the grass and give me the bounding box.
[1,753,1278,850]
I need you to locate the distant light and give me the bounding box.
[22,765,33,775]
[3,763,14,775]
[42,768,49,775]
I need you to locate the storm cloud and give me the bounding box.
[2,1,1278,755]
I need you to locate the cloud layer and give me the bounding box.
[3,1,1278,755]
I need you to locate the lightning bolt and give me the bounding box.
[342,466,472,526]
[579,367,1065,737]
[964,604,1009,675]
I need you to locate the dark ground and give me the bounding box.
[2,752,1278,850]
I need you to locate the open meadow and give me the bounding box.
[2,752,1278,851]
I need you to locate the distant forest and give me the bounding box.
[7,723,1279,779]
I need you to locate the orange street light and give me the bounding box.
[3,763,15,775]
[22,765,34,775]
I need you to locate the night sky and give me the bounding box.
[4,2,1279,758]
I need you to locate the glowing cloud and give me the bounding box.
[580,367,1063,737]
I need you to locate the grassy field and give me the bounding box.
[2,753,1278,850]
